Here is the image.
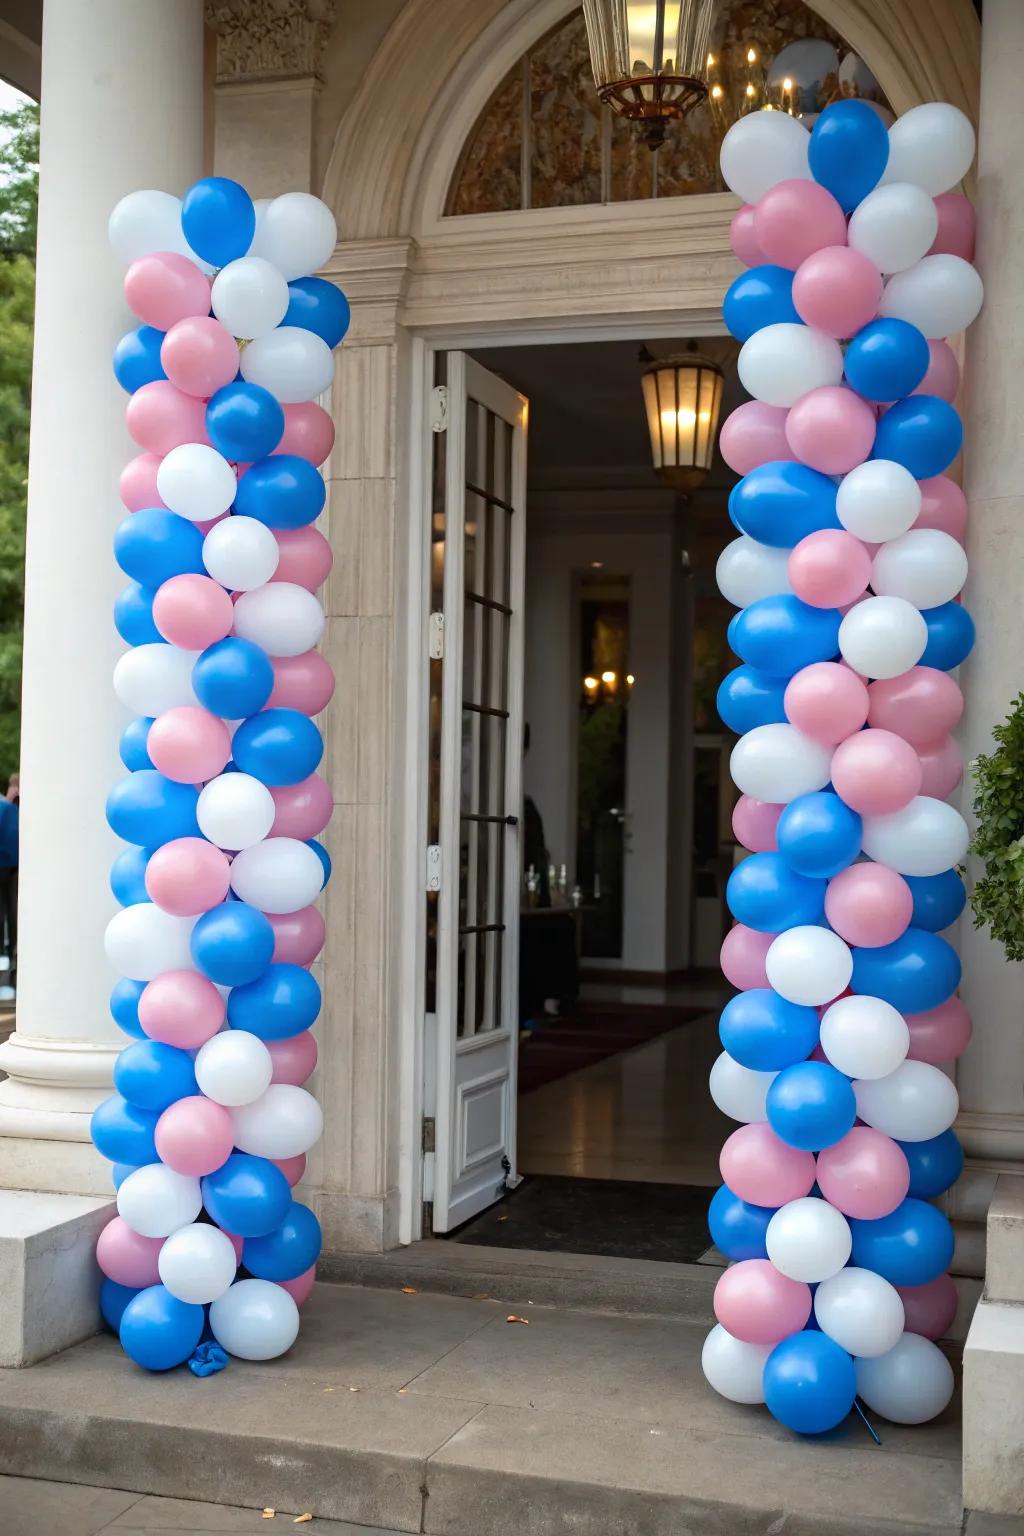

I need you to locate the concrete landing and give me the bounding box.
[0,1281,964,1536]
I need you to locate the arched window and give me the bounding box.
[446,1,890,216]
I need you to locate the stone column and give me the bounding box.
[0,0,205,1205]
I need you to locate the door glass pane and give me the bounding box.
[576,577,631,960]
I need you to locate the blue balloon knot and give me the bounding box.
[188,1341,229,1377]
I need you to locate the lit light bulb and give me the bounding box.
[745,82,756,98]
[626,674,636,686]
[783,77,793,91]
[747,47,757,64]
[711,84,723,100]
[706,53,715,67]
[601,671,617,685]
[584,676,599,691]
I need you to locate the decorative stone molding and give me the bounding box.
[206,0,336,84]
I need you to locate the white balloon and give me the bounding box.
[211,256,290,341]
[104,905,196,981]
[108,189,194,266]
[880,103,976,196]
[116,1164,202,1239]
[240,326,335,403]
[737,323,844,408]
[231,1083,324,1159]
[880,254,984,339]
[232,583,325,658]
[814,1268,905,1358]
[838,596,927,680]
[197,772,276,851]
[766,927,853,1007]
[113,644,200,716]
[246,198,273,261]
[847,183,939,274]
[156,444,237,524]
[820,995,910,1080]
[194,1030,274,1108]
[871,529,968,609]
[720,109,811,204]
[701,1324,771,1405]
[854,1059,959,1141]
[209,1277,300,1361]
[709,1051,776,1124]
[229,837,325,914]
[158,1223,238,1305]
[766,1197,852,1283]
[855,1333,955,1423]
[255,192,338,281]
[203,515,280,591]
[730,724,832,804]
[836,460,921,543]
[861,796,969,877]
[716,536,792,608]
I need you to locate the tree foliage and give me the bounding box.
[968,693,1024,962]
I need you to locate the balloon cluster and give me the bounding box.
[92,178,345,1372]
[705,102,979,1434]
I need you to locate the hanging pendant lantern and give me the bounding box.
[640,348,724,489]
[582,0,717,149]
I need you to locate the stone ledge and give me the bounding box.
[984,1173,1024,1304]
[963,1296,1024,1517]
[0,1190,114,1366]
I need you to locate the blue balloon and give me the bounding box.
[119,1283,205,1372]
[873,395,963,480]
[708,1184,774,1261]
[120,717,155,772]
[192,637,274,719]
[110,979,147,1039]
[113,326,166,393]
[114,507,206,587]
[307,838,331,889]
[716,665,788,734]
[284,277,351,348]
[90,1094,159,1165]
[181,176,255,267]
[719,989,820,1072]
[899,1130,964,1199]
[113,1040,198,1113]
[723,265,800,342]
[110,845,152,907]
[767,1061,857,1151]
[922,601,976,670]
[730,595,841,679]
[114,582,163,647]
[764,1331,856,1435]
[228,963,322,1041]
[242,1199,323,1281]
[191,901,276,987]
[777,792,862,879]
[206,381,284,462]
[201,1151,293,1239]
[904,870,967,933]
[111,1161,144,1189]
[851,928,961,1013]
[843,318,930,402]
[726,852,826,933]
[729,461,840,548]
[808,99,889,212]
[849,1197,955,1287]
[234,454,327,530]
[100,1278,140,1333]
[106,771,200,848]
[232,708,324,787]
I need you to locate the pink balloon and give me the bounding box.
[825,863,914,948]
[719,1122,816,1206]
[138,969,225,1048]
[714,1259,812,1346]
[867,667,964,750]
[784,662,869,745]
[930,193,976,262]
[718,401,794,476]
[720,924,774,991]
[268,651,336,714]
[218,1229,245,1264]
[906,998,973,1063]
[730,204,767,267]
[785,386,876,476]
[126,380,209,456]
[152,574,235,651]
[147,706,232,784]
[96,1216,163,1288]
[897,1272,958,1340]
[830,728,923,815]
[788,529,871,608]
[272,1153,307,1187]
[792,246,883,339]
[270,774,333,840]
[816,1126,911,1219]
[145,836,232,916]
[124,252,210,331]
[276,403,335,467]
[269,906,326,967]
[916,476,967,543]
[161,316,240,399]
[918,736,964,800]
[267,1031,318,1086]
[155,1095,235,1178]
[731,796,781,853]
[120,452,166,512]
[277,1264,316,1308]
[913,340,959,404]
[753,180,848,270]
[272,527,333,591]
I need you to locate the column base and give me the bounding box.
[0,1190,114,1365]
[0,1030,118,1196]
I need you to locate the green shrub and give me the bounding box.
[968,692,1024,962]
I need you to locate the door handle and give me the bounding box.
[504,815,519,827]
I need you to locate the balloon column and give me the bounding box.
[707,102,979,1433]
[94,179,344,1371]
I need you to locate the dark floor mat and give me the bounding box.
[517,1003,706,1095]
[450,1175,713,1263]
